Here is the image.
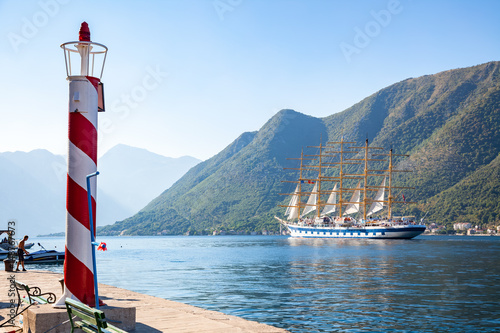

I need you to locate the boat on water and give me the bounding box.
[0,240,34,250]
[275,138,426,239]
[24,249,65,264]
[0,243,64,263]
[0,248,8,260]
[24,243,65,264]
[0,231,34,250]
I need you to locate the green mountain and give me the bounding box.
[425,153,500,226]
[100,61,500,235]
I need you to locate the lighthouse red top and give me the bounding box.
[79,22,91,41]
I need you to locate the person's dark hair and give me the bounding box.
[24,235,29,240]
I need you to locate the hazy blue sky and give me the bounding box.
[1,0,499,160]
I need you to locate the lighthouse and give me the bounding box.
[55,22,107,307]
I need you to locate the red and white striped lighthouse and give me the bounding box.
[55,22,107,307]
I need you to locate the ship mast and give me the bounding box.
[298,148,305,218]
[317,142,323,219]
[371,149,414,219]
[338,138,346,217]
[388,149,394,219]
[343,139,384,220]
[281,148,315,219]
[321,136,359,217]
[304,142,326,219]
[363,140,370,220]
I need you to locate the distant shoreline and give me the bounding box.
[423,233,499,237]
[37,233,500,238]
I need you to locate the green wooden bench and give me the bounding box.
[0,280,56,328]
[65,298,127,333]
[15,280,56,305]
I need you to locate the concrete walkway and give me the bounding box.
[0,270,288,332]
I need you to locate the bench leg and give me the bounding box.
[0,302,34,328]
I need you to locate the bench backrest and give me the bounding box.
[65,298,108,330]
[14,280,56,304]
[14,281,30,293]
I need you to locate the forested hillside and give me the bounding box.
[100,61,500,235]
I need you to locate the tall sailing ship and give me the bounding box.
[275,138,426,239]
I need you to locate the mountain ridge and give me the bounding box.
[0,145,200,236]
[100,61,500,236]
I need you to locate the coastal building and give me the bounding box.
[454,223,472,230]
[467,228,485,235]
[427,223,445,234]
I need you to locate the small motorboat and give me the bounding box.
[0,241,34,250]
[24,243,65,264]
[0,248,9,260]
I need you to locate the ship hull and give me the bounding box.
[285,224,426,239]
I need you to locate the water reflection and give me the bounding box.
[29,235,500,332]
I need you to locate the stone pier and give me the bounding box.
[0,270,287,332]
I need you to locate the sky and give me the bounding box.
[0,0,499,160]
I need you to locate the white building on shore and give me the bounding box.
[454,223,472,231]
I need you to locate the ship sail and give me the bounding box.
[275,138,426,239]
[344,181,361,215]
[286,185,300,220]
[301,182,318,216]
[321,183,337,215]
[366,177,386,216]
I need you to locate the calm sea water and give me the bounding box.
[30,235,500,332]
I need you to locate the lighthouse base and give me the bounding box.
[23,303,136,332]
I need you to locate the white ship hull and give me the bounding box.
[283,222,425,239]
